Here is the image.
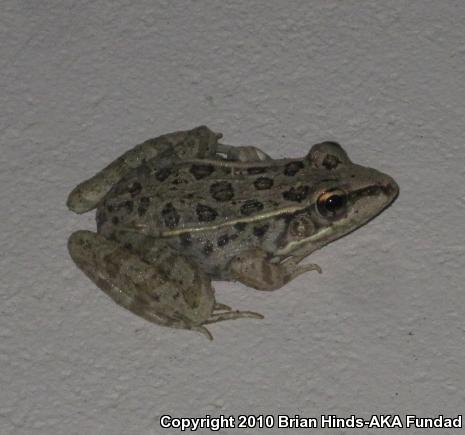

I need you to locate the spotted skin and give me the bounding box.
[68,230,262,340]
[282,186,310,202]
[283,161,304,176]
[217,234,230,247]
[67,126,399,339]
[161,203,180,228]
[190,164,215,180]
[254,177,274,190]
[210,181,234,202]
[240,200,264,216]
[196,204,218,222]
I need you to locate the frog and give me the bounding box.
[67,126,399,339]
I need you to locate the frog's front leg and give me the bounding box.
[68,230,262,339]
[228,249,322,291]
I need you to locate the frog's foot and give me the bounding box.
[203,309,264,325]
[214,302,232,311]
[216,143,272,162]
[191,325,214,340]
[131,304,215,340]
[228,249,322,291]
[164,311,215,340]
[170,308,263,339]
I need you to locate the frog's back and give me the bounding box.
[96,156,319,239]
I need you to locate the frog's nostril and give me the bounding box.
[381,178,399,199]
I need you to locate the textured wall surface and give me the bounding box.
[1,1,464,434]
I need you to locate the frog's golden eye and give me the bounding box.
[316,189,348,219]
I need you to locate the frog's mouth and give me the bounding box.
[348,181,399,205]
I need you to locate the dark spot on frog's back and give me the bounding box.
[190,164,215,180]
[196,204,218,222]
[123,200,133,213]
[210,181,234,201]
[96,211,107,229]
[240,200,264,216]
[322,154,342,170]
[247,167,267,175]
[253,224,269,237]
[254,177,274,190]
[128,182,142,197]
[155,167,172,182]
[217,234,229,247]
[283,186,309,202]
[161,202,180,228]
[151,293,160,302]
[138,197,150,216]
[179,232,192,246]
[284,161,304,176]
[203,241,214,256]
[234,222,247,231]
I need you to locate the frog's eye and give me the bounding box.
[316,189,348,219]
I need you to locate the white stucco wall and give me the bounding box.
[1,1,464,434]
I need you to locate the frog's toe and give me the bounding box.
[214,302,232,311]
[192,325,213,340]
[237,310,264,320]
[204,309,264,325]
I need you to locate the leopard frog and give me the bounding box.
[67,126,399,339]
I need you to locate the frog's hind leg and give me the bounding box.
[67,126,222,214]
[68,230,216,339]
[203,309,264,325]
[209,301,264,324]
[68,230,172,315]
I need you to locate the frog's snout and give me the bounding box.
[380,174,399,203]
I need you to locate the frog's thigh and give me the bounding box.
[67,230,207,333]
[228,249,322,291]
[67,126,222,214]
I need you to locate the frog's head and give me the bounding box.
[275,141,399,257]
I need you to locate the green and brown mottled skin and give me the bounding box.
[67,126,399,339]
